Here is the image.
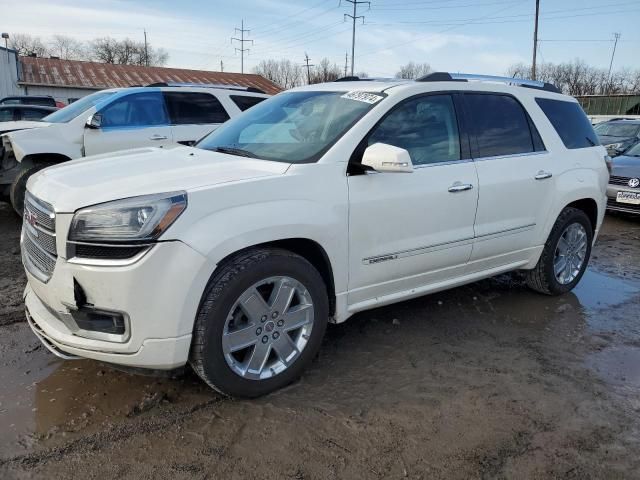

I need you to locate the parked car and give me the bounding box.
[606,141,640,215]
[0,106,58,167]
[593,119,640,156]
[0,95,57,107]
[1,84,269,213]
[0,105,57,123]
[21,73,607,398]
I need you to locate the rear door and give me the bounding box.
[84,91,173,156]
[164,91,230,146]
[463,92,555,271]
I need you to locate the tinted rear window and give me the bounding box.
[465,93,537,158]
[230,95,267,111]
[164,92,230,124]
[535,98,599,149]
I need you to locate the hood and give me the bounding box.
[0,120,50,135]
[611,154,640,178]
[28,145,291,212]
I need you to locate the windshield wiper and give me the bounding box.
[212,146,257,158]
[585,136,597,147]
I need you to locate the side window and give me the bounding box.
[0,108,14,122]
[164,92,230,125]
[535,98,599,149]
[367,94,461,166]
[99,92,168,128]
[465,94,535,158]
[230,95,267,111]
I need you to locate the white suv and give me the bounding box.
[1,83,269,214]
[22,73,608,397]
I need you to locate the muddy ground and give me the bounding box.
[1,202,640,479]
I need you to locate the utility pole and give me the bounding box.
[143,30,149,67]
[531,0,540,80]
[344,52,348,77]
[220,60,224,72]
[343,0,370,76]
[232,19,253,74]
[303,52,314,84]
[607,32,621,92]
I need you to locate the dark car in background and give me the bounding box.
[607,142,640,215]
[0,95,58,107]
[0,105,57,123]
[594,119,640,157]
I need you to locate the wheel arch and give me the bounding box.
[212,238,337,319]
[20,153,71,168]
[564,197,598,233]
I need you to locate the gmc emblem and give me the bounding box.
[24,209,38,228]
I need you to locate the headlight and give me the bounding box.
[68,191,187,243]
[605,142,624,151]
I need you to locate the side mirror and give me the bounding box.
[361,143,413,173]
[85,113,102,129]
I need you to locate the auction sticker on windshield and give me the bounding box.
[617,191,640,205]
[341,91,384,104]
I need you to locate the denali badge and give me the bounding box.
[629,178,640,188]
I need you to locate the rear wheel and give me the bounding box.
[10,163,53,216]
[526,207,593,295]
[190,248,328,398]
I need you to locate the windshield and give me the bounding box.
[42,91,116,123]
[594,122,640,138]
[196,90,384,163]
[624,142,640,156]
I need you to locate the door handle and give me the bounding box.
[534,170,553,180]
[448,182,473,193]
[150,134,168,141]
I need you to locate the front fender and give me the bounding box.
[7,128,82,163]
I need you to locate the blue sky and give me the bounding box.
[1,0,639,76]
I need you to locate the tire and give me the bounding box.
[9,163,54,216]
[190,248,329,398]
[526,207,593,295]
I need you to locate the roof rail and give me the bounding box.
[334,76,401,83]
[146,82,266,94]
[416,72,561,93]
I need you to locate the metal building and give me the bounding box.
[0,50,280,105]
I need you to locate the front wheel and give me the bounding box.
[526,207,593,295]
[190,248,329,398]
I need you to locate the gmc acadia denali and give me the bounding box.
[21,73,608,397]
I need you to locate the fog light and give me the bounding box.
[71,308,126,335]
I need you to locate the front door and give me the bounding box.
[84,91,172,156]
[462,93,556,271]
[347,94,479,307]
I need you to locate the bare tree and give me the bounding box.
[49,35,86,60]
[395,62,432,80]
[90,37,168,66]
[507,59,640,95]
[253,59,303,89]
[9,33,50,57]
[308,58,341,84]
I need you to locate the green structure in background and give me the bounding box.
[576,94,640,115]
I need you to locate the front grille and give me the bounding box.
[74,244,148,259]
[610,175,640,188]
[22,193,57,282]
[607,198,640,212]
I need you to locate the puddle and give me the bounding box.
[573,269,640,312]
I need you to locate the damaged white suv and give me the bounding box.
[22,73,608,397]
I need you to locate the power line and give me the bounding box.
[231,19,253,74]
[342,0,370,76]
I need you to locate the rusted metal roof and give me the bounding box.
[18,57,282,94]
